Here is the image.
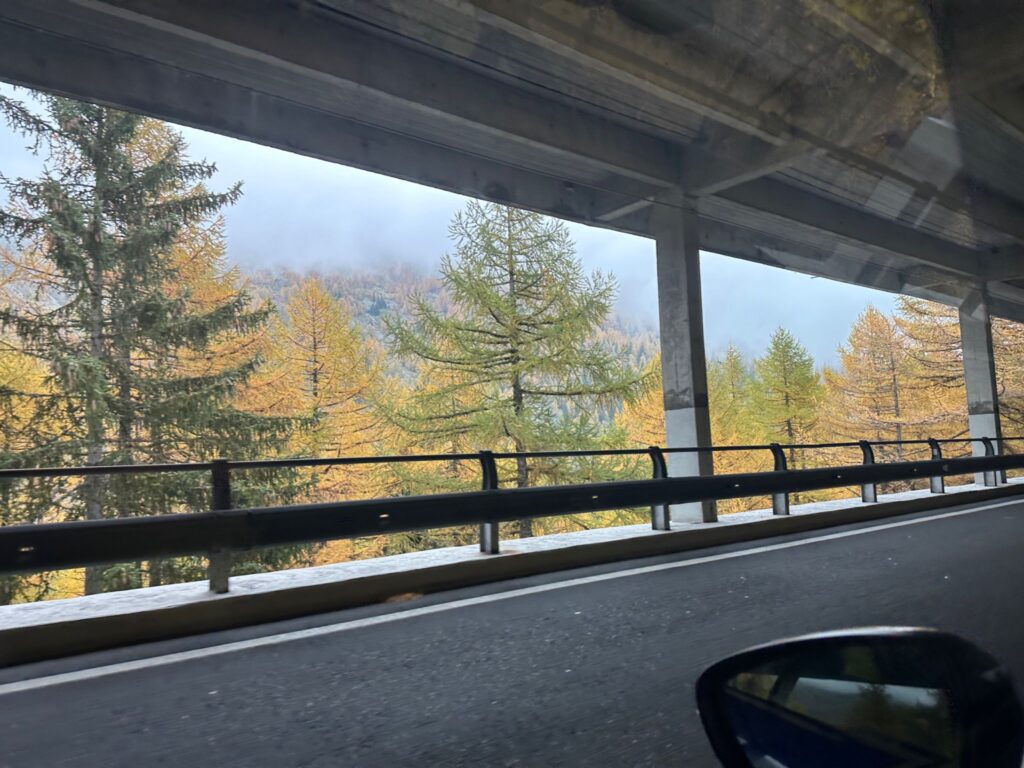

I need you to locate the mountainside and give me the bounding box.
[246,264,660,369]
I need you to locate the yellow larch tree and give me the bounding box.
[616,347,767,513]
[262,276,389,499]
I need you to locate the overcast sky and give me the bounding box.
[0,85,899,365]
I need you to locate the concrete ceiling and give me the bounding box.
[0,0,1022,318]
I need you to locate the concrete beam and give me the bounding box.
[980,248,1024,282]
[695,217,1023,324]
[940,172,1024,244]
[720,177,984,277]
[654,204,716,524]
[959,291,1004,484]
[699,219,915,294]
[398,0,793,145]
[595,199,656,224]
[6,0,1023,326]
[938,0,1024,92]
[0,19,667,241]
[466,0,937,156]
[972,91,1024,147]
[986,283,1024,326]
[682,134,813,196]
[802,0,932,80]
[0,0,680,192]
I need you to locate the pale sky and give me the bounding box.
[0,83,898,365]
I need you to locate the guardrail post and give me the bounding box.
[858,441,878,503]
[768,443,789,515]
[648,446,670,530]
[478,451,500,553]
[927,438,945,494]
[980,437,1002,486]
[208,459,232,594]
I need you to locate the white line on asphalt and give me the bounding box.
[2,497,1021,696]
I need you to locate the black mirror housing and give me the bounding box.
[697,628,1023,767]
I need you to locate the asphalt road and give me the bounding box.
[3,498,1024,767]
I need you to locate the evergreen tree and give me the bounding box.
[708,344,751,446]
[0,94,302,594]
[707,344,768,508]
[750,328,822,466]
[386,201,645,537]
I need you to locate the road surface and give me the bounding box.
[3,497,1024,766]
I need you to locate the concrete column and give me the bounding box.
[655,205,717,523]
[959,291,1003,485]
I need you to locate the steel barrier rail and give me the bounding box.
[3,436,1013,480]
[3,451,1024,592]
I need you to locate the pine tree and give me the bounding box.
[0,94,302,594]
[750,328,822,466]
[708,345,751,448]
[707,344,771,509]
[386,201,645,537]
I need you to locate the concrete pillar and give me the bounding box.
[655,205,717,523]
[959,291,1003,485]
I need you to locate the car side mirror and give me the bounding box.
[696,628,1023,767]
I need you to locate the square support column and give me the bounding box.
[959,291,1003,485]
[655,205,716,523]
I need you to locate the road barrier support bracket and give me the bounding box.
[859,441,878,503]
[769,443,790,515]
[649,446,670,530]
[479,451,500,554]
[928,438,946,494]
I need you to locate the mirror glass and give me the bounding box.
[718,639,961,767]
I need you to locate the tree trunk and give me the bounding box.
[891,363,903,461]
[782,366,796,467]
[82,267,106,593]
[512,374,531,538]
[505,212,533,538]
[82,375,106,593]
[83,117,108,595]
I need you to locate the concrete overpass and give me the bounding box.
[2,8,1024,763]
[3,0,1020,523]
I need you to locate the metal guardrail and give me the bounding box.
[0,437,1021,593]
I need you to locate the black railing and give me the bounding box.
[1,436,1022,593]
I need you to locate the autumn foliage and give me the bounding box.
[1,96,1018,604]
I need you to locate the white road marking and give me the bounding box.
[1,498,1020,696]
